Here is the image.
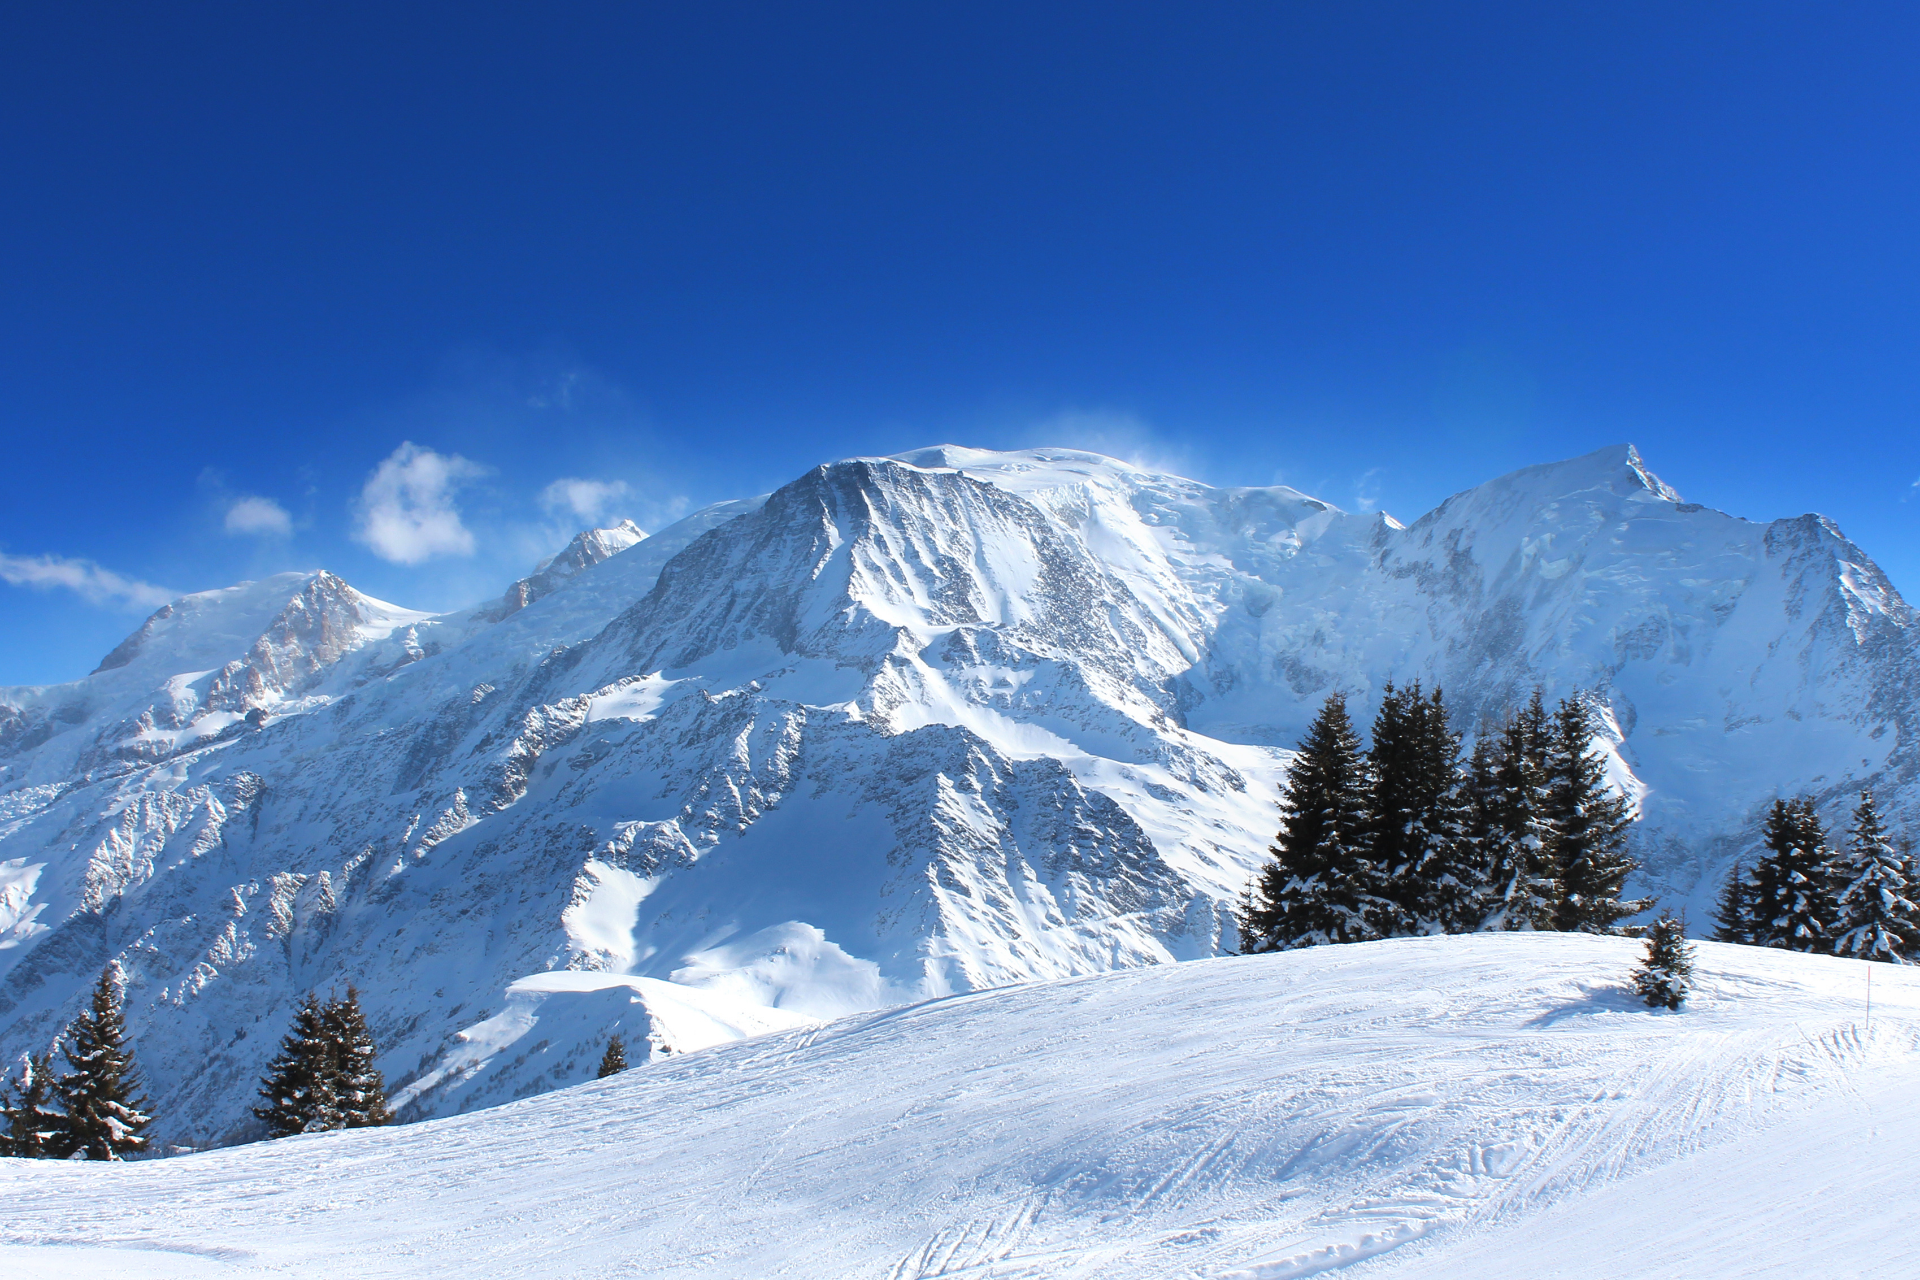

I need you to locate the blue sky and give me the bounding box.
[4,3,1919,685]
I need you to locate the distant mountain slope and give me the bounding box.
[2,935,1914,1279]
[0,444,1914,1146]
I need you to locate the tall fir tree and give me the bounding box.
[1544,696,1646,932]
[1238,693,1377,951]
[598,1034,628,1078]
[253,993,340,1138]
[1367,684,1477,935]
[1831,789,1920,963]
[324,987,392,1128]
[1630,910,1697,1010]
[1474,712,1558,931]
[1711,862,1756,945]
[55,966,152,1160]
[0,1053,66,1158]
[1748,798,1837,951]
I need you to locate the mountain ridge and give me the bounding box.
[0,443,1914,1146]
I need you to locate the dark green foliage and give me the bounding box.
[325,988,392,1128]
[254,993,339,1138]
[1631,910,1696,1009]
[598,1035,629,1078]
[1831,789,1920,963]
[1748,798,1837,951]
[0,1053,67,1158]
[55,967,151,1160]
[1545,697,1646,933]
[1238,694,1376,951]
[1473,710,1558,931]
[1368,684,1477,935]
[1711,862,1756,945]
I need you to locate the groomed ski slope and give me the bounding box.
[4,933,1917,1279]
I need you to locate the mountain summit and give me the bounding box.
[0,445,1914,1146]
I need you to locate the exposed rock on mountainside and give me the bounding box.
[0,446,1914,1147]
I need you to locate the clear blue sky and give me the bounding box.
[4,3,1918,685]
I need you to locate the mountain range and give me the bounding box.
[0,443,1913,1147]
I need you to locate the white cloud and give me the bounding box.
[0,552,174,610]
[224,495,293,537]
[353,442,489,565]
[539,477,631,525]
[1353,467,1384,513]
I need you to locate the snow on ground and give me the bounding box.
[3,934,1916,1279]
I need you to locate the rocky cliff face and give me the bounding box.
[0,446,1913,1147]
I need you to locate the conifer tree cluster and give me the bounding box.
[254,986,392,1138]
[1240,686,1648,952]
[0,966,153,1160]
[1714,789,1920,962]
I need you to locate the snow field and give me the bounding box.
[4,932,1916,1278]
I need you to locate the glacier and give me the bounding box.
[0,442,1914,1147]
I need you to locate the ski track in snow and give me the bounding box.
[3,934,1917,1279]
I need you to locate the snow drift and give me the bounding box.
[2,934,1915,1279]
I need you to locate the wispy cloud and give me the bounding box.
[539,477,630,525]
[354,442,490,564]
[224,495,293,537]
[1354,467,1383,513]
[0,552,174,610]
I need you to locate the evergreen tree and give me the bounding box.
[324,988,392,1128]
[1475,713,1558,931]
[1831,789,1920,963]
[1368,684,1477,935]
[253,993,340,1138]
[1711,862,1756,945]
[1238,693,1377,951]
[0,1053,66,1158]
[1630,910,1697,1010]
[1748,798,1837,951]
[597,1035,628,1078]
[1544,696,1646,932]
[55,966,151,1160]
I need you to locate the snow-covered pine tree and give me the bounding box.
[1369,684,1477,934]
[1630,910,1696,1010]
[54,966,152,1160]
[253,993,340,1138]
[0,1053,67,1158]
[598,1035,628,1078]
[1544,696,1646,933]
[1238,693,1377,951]
[1711,862,1756,945]
[1748,798,1837,952]
[324,987,392,1128]
[1474,713,1558,931]
[1831,789,1920,963]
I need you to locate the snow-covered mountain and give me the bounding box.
[0,443,1914,1146]
[6,935,1917,1278]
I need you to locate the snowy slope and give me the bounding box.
[0,444,1916,1148]
[2,935,1915,1279]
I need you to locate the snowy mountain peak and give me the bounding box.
[479,520,650,624]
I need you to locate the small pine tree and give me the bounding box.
[1711,862,1756,945]
[1238,693,1378,951]
[1831,789,1920,963]
[1475,712,1558,931]
[1748,798,1838,952]
[598,1035,628,1078]
[253,993,340,1138]
[1630,910,1697,1010]
[324,988,392,1128]
[0,1053,67,1158]
[55,966,152,1160]
[1545,696,1646,932]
